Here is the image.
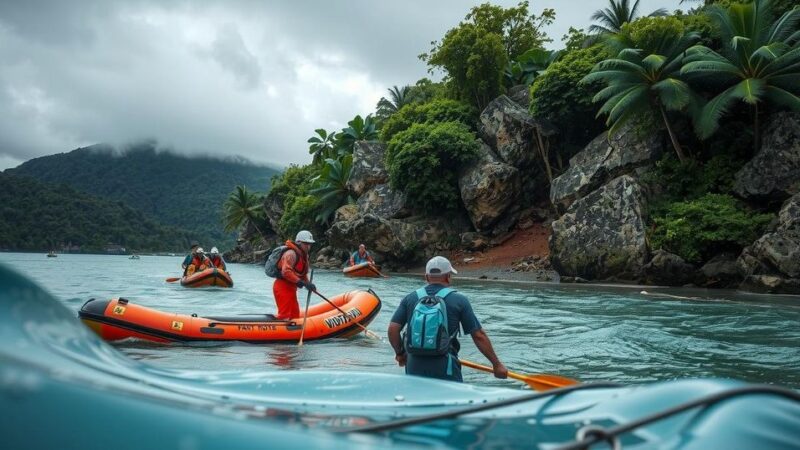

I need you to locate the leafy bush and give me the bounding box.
[649,194,773,263]
[615,16,685,53]
[645,154,745,204]
[406,78,447,104]
[385,122,480,211]
[529,44,610,146]
[267,164,318,204]
[278,195,322,240]
[381,99,476,142]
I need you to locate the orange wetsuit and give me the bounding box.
[272,241,309,320]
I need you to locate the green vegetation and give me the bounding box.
[650,194,773,262]
[0,173,191,252]
[7,142,278,248]
[307,129,339,165]
[376,86,412,122]
[381,99,477,142]
[589,0,667,35]
[310,155,356,224]
[223,186,269,240]
[504,48,562,87]
[385,122,480,211]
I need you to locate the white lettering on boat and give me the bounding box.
[236,324,277,331]
[324,308,363,328]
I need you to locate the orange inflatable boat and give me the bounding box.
[343,262,382,278]
[78,290,381,344]
[180,268,233,288]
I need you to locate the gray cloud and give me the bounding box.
[0,0,683,170]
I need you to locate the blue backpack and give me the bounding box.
[405,287,456,357]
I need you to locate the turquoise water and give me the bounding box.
[2,252,799,389]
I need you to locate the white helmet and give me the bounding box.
[210,247,219,255]
[196,247,205,254]
[295,230,315,244]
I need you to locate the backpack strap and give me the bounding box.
[415,287,428,302]
[435,287,455,299]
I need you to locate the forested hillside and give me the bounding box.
[0,173,194,252]
[7,142,280,247]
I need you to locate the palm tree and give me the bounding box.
[307,128,337,165]
[223,185,268,239]
[681,0,800,150]
[310,155,355,224]
[583,29,700,161]
[376,85,411,120]
[589,0,668,35]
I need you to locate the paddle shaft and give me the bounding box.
[165,277,180,283]
[298,270,314,346]
[368,263,389,278]
[460,359,576,390]
[312,290,381,339]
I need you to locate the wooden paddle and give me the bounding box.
[298,270,315,346]
[165,277,180,283]
[312,290,382,340]
[368,263,389,278]
[459,359,579,392]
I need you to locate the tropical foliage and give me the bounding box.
[310,155,355,224]
[504,48,562,87]
[338,114,378,153]
[376,85,411,121]
[681,0,800,149]
[385,122,480,211]
[307,129,338,165]
[381,99,477,142]
[589,0,668,35]
[223,185,268,239]
[583,17,700,161]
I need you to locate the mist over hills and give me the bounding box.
[6,142,281,249]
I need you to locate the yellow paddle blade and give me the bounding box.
[459,359,579,392]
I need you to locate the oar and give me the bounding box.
[165,277,180,283]
[311,290,381,340]
[459,359,579,392]
[298,270,315,346]
[368,264,389,278]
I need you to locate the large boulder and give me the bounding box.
[507,84,530,109]
[263,192,284,232]
[550,124,664,212]
[326,213,468,267]
[458,142,521,232]
[356,183,410,219]
[550,175,649,280]
[347,141,388,196]
[738,193,800,294]
[734,112,800,202]
[478,95,546,168]
[696,253,741,288]
[642,250,695,286]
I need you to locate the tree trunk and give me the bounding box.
[534,128,554,183]
[753,103,760,154]
[659,106,686,162]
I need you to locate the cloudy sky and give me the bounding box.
[0,0,684,170]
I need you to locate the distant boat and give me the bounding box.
[129,255,140,260]
[46,251,57,258]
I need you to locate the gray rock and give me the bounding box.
[333,204,359,223]
[263,191,285,232]
[550,175,649,280]
[737,193,800,294]
[326,213,468,266]
[347,141,388,196]
[223,233,281,264]
[357,184,410,219]
[507,84,530,109]
[734,112,800,202]
[458,142,521,232]
[550,124,664,212]
[461,232,490,251]
[643,250,695,286]
[697,253,741,288]
[478,95,553,169]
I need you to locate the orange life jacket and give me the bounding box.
[281,240,308,277]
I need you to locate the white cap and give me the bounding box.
[425,256,457,275]
[210,247,219,254]
[196,247,205,254]
[295,230,315,244]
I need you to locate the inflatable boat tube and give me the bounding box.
[180,268,233,288]
[79,290,381,344]
[343,262,381,278]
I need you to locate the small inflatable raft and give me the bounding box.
[79,290,381,343]
[180,268,233,288]
[343,262,382,278]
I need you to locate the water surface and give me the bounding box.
[3,252,799,388]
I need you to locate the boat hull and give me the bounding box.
[79,290,381,343]
[343,262,381,278]
[180,268,233,288]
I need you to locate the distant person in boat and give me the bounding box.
[270,230,316,320]
[208,247,227,271]
[181,241,200,272]
[184,247,212,277]
[388,256,508,383]
[348,244,375,267]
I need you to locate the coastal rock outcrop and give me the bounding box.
[478,95,542,169]
[263,192,285,232]
[550,175,649,280]
[356,183,410,219]
[326,213,468,267]
[734,112,800,202]
[738,193,800,294]
[458,142,521,232]
[347,141,388,197]
[696,253,741,288]
[507,84,530,109]
[550,124,664,213]
[642,250,695,286]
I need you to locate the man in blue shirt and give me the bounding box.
[388,256,508,382]
[349,243,375,266]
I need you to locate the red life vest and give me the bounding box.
[210,256,225,269]
[281,241,308,277]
